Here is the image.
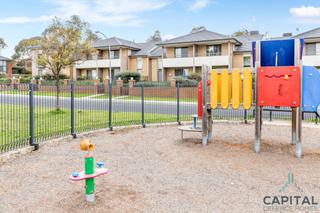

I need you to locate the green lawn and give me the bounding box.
[0,104,184,153]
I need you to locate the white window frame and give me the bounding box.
[306,43,316,56]
[175,47,188,58]
[0,60,6,73]
[137,57,142,70]
[206,45,222,56]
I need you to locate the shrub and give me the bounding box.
[0,78,11,84]
[114,71,140,83]
[43,73,69,80]
[76,76,88,81]
[135,81,170,87]
[173,76,198,87]
[19,75,32,83]
[74,80,94,86]
[187,73,201,82]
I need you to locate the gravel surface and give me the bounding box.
[1,122,320,213]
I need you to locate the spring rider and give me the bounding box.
[70,139,108,203]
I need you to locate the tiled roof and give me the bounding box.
[130,41,162,57]
[158,29,240,45]
[93,37,141,49]
[294,27,320,39]
[234,34,264,52]
[0,56,11,61]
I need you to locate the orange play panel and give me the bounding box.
[257,66,300,107]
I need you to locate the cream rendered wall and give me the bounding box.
[141,57,149,80]
[128,57,137,71]
[188,46,193,57]
[197,45,207,56]
[151,58,158,81]
[166,68,175,81]
[233,54,243,68]
[120,48,129,71]
[165,47,175,58]
[221,43,229,55]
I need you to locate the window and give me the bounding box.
[137,57,142,74]
[175,68,189,77]
[110,50,119,59]
[175,47,188,58]
[305,43,316,56]
[243,56,251,67]
[0,60,6,73]
[206,45,221,56]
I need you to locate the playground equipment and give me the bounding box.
[198,38,320,158]
[70,139,108,203]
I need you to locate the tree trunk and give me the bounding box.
[55,75,60,111]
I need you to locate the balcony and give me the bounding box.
[162,56,230,68]
[75,59,121,69]
[195,56,229,67]
[162,57,193,68]
[302,55,320,67]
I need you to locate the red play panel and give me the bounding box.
[257,66,300,107]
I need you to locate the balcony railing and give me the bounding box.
[162,55,229,68]
[75,58,121,69]
[302,55,320,66]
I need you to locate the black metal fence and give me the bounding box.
[0,82,318,154]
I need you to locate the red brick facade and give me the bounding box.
[6,61,13,77]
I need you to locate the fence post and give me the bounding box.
[176,82,181,125]
[108,83,113,131]
[29,83,38,150]
[70,81,76,138]
[244,109,248,124]
[269,110,272,121]
[315,113,318,125]
[141,85,145,128]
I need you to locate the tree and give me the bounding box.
[232,29,249,37]
[147,30,162,42]
[190,26,206,33]
[37,15,95,111]
[12,37,41,59]
[12,37,41,73]
[0,37,7,51]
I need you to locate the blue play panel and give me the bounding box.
[302,66,320,112]
[260,39,295,67]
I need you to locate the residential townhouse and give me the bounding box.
[31,47,74,79]
[295,27,320,69]
[0,56,13,77]
[75,37,140,81]
[30,27,320,82]
[75,37,163,81]
[157,28,262,81]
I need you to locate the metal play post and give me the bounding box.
[70,139,108,203]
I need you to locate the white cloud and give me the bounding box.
[163,34,176,40]
[290,6,320,17]
[189,0,211,11]
[0,0,172,26]
[0,15,52,24]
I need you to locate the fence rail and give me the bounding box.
[0,82,318,154]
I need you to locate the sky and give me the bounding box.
[0,0,320,57]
